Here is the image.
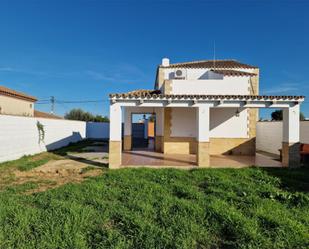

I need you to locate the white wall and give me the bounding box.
[256,122,283,155]
[86,122,109,139]
[170,107,248,138]
[256,121,309,155]
[0,115,86,163]
[163,68,255,81]
[171,77,250,95]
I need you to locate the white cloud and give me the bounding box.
[262,82,308,95]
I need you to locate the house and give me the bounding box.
[0,85,62,119]
[108,58,305,168]
[0,85,37,116]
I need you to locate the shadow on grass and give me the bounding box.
[50,139,109,169]
[65,154,108,168]
[262,167,309,192]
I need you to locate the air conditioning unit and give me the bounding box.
[174,69,186,79]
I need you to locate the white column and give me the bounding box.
[196,105,210,142]
[109,103,122,168]
[282,104,300,167]
[196,105,210,167]
[109,103,122,141]
[283,104,300,143]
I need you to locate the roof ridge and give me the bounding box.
[0,85,37,102]
[159,59,258,69]
[169,59,238,66]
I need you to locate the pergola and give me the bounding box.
[109,93,305,168]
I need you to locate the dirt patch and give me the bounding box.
[9,159,103,194]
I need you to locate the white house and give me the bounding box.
[109,58,304,168]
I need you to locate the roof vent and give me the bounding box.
[162,58,170,67]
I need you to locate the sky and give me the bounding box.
[0,0,308,118]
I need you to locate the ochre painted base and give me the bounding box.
[162,137,255,156]
[196,142,210,167]
[282,142,300,168]
[163,138,196,154]
[155,136,164,152]
[109,141,122,168]
[123,135,132,151]
[210,138,256,155]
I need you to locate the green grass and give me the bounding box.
[0,167,308,249]
[0,153,61,173]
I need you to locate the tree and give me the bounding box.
[65,108,109,122]
[271,110,305,121]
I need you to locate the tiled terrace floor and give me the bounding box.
[122,150,282,168]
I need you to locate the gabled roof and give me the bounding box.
[211,69,257,77]
[0,85,37,102]
[160,59,258,69]
[34,110,63,120]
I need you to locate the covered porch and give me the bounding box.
[109,92,304,168]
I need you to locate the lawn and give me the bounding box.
[0,148,308,248]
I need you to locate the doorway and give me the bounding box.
[131,113,156,150]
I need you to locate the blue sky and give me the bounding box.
[0,0,308,118]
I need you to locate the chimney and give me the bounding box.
[162,58,170,67]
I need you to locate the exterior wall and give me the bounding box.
[170,107,248,138]
[163,108,197,154]
[163,107,253,155]
[171,77,250,95]
[256,121,309,155]
[163,68,256,81]
[209,138,255,155]
[86,122,109,139]
[0,115,86,163]
[0,95,34,116]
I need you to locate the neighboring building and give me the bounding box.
[109,58,304,168]
[0,85,37,116]
[34,110,63,120]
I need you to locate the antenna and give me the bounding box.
[213,40,216,70]
[50,96,55,114]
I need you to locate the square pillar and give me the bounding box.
[196,105,210,167]
[109,103,122,168]
[155,107,164,152]
[123,107,132,151]
[282,104,300,167]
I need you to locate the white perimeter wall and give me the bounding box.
[256,121,309,155]
[0,115,109,163]
[170,107,248,138]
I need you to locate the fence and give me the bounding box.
[256,121,309,155]
[0,115,109,163]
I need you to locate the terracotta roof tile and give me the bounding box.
[0,85,37,102]
[34,110,63,119]
[109,90,304,101]
[211,69,257,77]
[161,59,258,69]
